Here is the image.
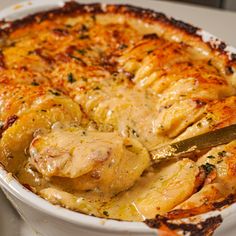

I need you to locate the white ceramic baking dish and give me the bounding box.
[1,1,236,235]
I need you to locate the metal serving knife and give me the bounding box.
[150,124,236,163]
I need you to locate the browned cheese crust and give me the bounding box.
[1,2,236,235]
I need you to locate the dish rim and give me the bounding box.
[0,0,236,234]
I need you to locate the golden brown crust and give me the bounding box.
[145,214,223,236]
[1,1,236,233]
[165,194,236,220]
[0,1,235,65]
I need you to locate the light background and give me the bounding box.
[0,0,236,46]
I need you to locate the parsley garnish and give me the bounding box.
[128,126,139,138]
[218,150,227,157]
[201,163,215,175]
[81,76,88,81]
[77,49,86,55]
[207,155,215,159]
[125,144,133,148]
[103,211,109,217]
[118,44,128,50]
[69,55,86,65]
[197,122,202,128]
[91,15,96,22]
[206,117,213,123]
[67,73,76,83]
[80,24,89,32]
[31,81,39,86]
[147,50,154,54]
[93,86,100,90]
[49,90,61,96]
[79,34,90,40]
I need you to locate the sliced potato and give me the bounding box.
[0,96,81,172]
[133,159,199,219]
[30,128,150,196]
[176,96,236,141]
[175,183,228,211]
[197,140,236,190]
[99,159,199,221]
[40,187,100,216]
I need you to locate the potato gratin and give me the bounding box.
[1,1,236,231]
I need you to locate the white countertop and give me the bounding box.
[0,0,236,47]
[0,189,36,236]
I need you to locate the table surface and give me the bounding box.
[0,0,236,46]
[0,189,36,236]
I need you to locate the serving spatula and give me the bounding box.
[150,124,236,163]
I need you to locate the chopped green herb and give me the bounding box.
[93,86,100,90]
[81,76,88,81]
[197,122,202,128]
[103,211,109,217]
[126,126,139,137]
[91,15,96,22]
[218,150,227,157]
[77,49,86,55]
[131,128,139,138]
[207,117,213,123]
[125,144,133,148]
[80,24,89,32]
[118,44,128,50]
[49,90,61,96]
[208,60,212,66]
[67,73,76,83]
[79,34,90,40]
[27,50,34,55]
[201,163,215,175]
[31,81,39,86]
[69,55,86,65]
[65,24,72,28]
[207,155,215,159]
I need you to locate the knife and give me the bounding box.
[150,124,236,163]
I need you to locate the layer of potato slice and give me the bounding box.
[174,183,228,212]
[133,159,199,219]
[171,141,236,215]
[175,96,236,141]
[40,187,101,216]
[100,158,199,221]
[0,96,81,173]
[119,38,235,100]
[29,128,150,196]
[197,141,236,190]
[75,82,170,148]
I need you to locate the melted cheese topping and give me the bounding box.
[0,6,236,222]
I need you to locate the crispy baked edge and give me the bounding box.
[0,1,235,66]
[0,1,236,234]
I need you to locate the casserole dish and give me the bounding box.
[1,1,236,235]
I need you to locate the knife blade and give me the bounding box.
[150,124,236,163]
